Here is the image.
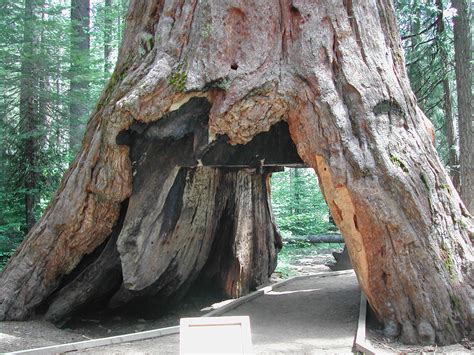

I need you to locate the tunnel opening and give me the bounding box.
[48,98,351,336]
[269,167,348,279]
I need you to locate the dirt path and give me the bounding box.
[73,272,360,354]
[0,320,85,353]
[226,272,360,354]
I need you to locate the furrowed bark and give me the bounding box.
[42,200,129,323]
[285,2,473,344]
[44,230,123,323]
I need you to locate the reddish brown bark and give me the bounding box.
[0,0,472,345]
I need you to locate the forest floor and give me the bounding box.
[1,243,342,353]
[367,329,472,354]
[1,242,472,353]
[74,272,360,354]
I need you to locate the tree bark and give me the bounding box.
[0,0,472,345]
[328,246,352,271]
[19,0,44,231]
[69,0,90,154]
[452,0,473,213]
[436,0,460,190]
[44,165,281,321]
[104,0,112,76]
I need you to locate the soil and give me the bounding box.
[0,289,224,353]
[0,246,337,353]
[76,272,360,354]
[0,320,84,352]
[367,329,473,354]
[1,246,471,354]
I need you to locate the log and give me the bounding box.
[285,234,344,244]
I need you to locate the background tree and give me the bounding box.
[0,0,128,268]
[69,0,90,154]
[452,0,473,213]
[103,0,112,76]
[271,169,332,237]
[435,0,459,189]
[395,0,459,184]
[19,0,43,231]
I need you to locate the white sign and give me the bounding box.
[180,316,254,354]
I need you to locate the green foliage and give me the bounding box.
[0,0,71,237]
[91,0,129,80]
[395,0,457,166]
[0,235,17,272]
[0,0,129,267]
[275,242,344,279]
[270,168,333,237]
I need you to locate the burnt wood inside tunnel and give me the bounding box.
[110,97,290,308]
[39,98,295,322]
[117,97,305,168]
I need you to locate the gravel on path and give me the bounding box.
[74,272,360,354]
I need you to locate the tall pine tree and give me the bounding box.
[452,0,473,213]
[69,0,90,155]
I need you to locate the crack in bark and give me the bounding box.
[342,0,368,67]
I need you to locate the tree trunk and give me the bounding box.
[407,0,422,95]
[436,0,460,190]
[19,0,43,231]
[117,0,128,44]
[0,0,472,345]
[69,0,90,154]
[452,0,473,213]
[441,79,459,186]
[103,0,112,76]
[286,234,344,244]
[44,165,281,322]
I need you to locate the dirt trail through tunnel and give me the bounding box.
[73,272,360,354]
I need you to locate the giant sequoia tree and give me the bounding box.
[0,0,472,345]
